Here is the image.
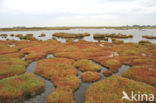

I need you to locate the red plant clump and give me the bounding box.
[73,59,101,72]
[93,57,122,73]
[54,41,114,60]
[85,75,156,103]
[122,65,156,86]
[20,40,63,61]
[35,58,80,91]
[81,71,102,82]
[45,87,75,103]
[36,58,81,102]
[103,70,112,76]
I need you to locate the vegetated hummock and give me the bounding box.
[122,65,156,86]
[35,58,80,102]
[16,34,38,41]
[138,40,152,45]
[81,71,102,82]
[45,87,75,103]
[112,40,124,44]
[39,33,46,37]
[103,70,112,77]
[143,35,156,39]
[0,73,45,103]
[53,32,90,38]
[0,34,8,37]
[0,53,27,79]
[93,33,133,39]
[74,59,101,72]
[85,75,156,103]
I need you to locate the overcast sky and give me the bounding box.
[0,0,156,27]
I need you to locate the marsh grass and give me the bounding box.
[85,75,156,103]
[0,73,45,103]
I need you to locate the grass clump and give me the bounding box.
[112,40,124,44]
[122,65,156,86]
[39,34,46,37]
[36,58,80,103]
[45,87,75,103]
[103,70,112,76]
[15,34,37,41]
[93,33,133,39]
[85,75,156,103]
[142,35,156,39]
[53,32,90,38]
[139,40,152,45]
[53,75,81,91]
[35,58,80,91]
[105,59,121,72]
[74,59,101,72]
[10,34,14,37]
[0,56,27,79]
[0,34,8,37]
[0,73,45,103]
[81,71,101,82]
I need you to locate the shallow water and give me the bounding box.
[75,82,92,103]
[24,61,55,103]
[0,29,156,43]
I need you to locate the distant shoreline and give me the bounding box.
[0,26,156,31]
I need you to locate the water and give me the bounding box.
[75,82,92,103]
[24,61,55,103]
[0,29,156,43]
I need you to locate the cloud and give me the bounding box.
[0,0,156,27]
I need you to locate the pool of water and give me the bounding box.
[0,29,156,43]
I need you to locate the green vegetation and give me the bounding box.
[139,40,152,45]
[53,75,81,91]
[0,73,45,103]
[74,59,101,72]
[15,34,37,41]
[94,33,133,39]
[112,40,124,44]
[10,34,14,36]
[53,32,90,38]
[85,75,156,103]
[0,55,27,79]
[105,59,121,72]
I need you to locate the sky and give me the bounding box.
[0,0,156,27]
